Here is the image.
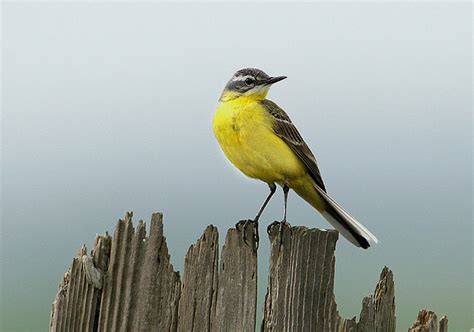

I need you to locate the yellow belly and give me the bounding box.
[212,98,307,184]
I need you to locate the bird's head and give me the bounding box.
[219,68,286,102]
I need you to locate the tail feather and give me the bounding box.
[315,186,378,249]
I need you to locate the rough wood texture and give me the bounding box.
[262,225,398,332]
[177,223,258,332]
[438,316,448,332]
[214,225,258,332]
[49,233,111,332]
[409,309,449,332]
[98,212,181,332]
[350,266,396,332]
[50,212,451,332]
[178,225,219,332]
[262,225,341,331]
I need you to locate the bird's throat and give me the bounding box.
[219,89,269,102]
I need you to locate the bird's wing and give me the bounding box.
[261,99,326,192]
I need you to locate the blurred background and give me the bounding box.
[1,2,472,331]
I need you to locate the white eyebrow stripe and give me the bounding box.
[232,75,253,82]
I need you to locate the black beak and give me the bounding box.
[262,76,287,86]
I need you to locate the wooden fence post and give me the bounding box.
[177,225,219,332]
[49,212,451,332]
[97,212,181,331]
[49,233,111,332]
[262,225,341,331]
[409,309,449,332]
[213,225,257,331]
[177,224,258,331]
[262,225,396,332]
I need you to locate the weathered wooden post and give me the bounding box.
[262,225,396,332]
[49,233,111,332]
[177,224,257,331]
[177,225,219,332]
[408,309,449,332]
[96,212,181,331]
[49,212,450,332]
[262,226,341,331]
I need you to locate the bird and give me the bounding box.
[212,68,378,249]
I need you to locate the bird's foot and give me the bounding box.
[267,220,291,247]
[235,219,259,249]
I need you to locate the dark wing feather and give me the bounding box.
[261,99,327,192]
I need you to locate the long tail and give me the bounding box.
[314,185,378,249]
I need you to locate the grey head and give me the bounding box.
[220,68,287,100]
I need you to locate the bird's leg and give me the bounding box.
[267,184,291,246]
[236,183,276,248]
[282,184,289,223]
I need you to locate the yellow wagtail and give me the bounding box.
[213,68,378,249]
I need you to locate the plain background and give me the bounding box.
[1,2,472,331]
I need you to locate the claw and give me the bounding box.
[267,220,291,248]
[267,221,280,235]
[236,219,259,248]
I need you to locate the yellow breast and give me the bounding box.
[212,97,307,184]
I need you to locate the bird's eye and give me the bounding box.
[245,77,255,85]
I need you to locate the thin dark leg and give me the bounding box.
[236,183,276,247]
[279,185,290,245]
[282,184,289,222]
[255,183,277,222]
[267,184,291,246]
